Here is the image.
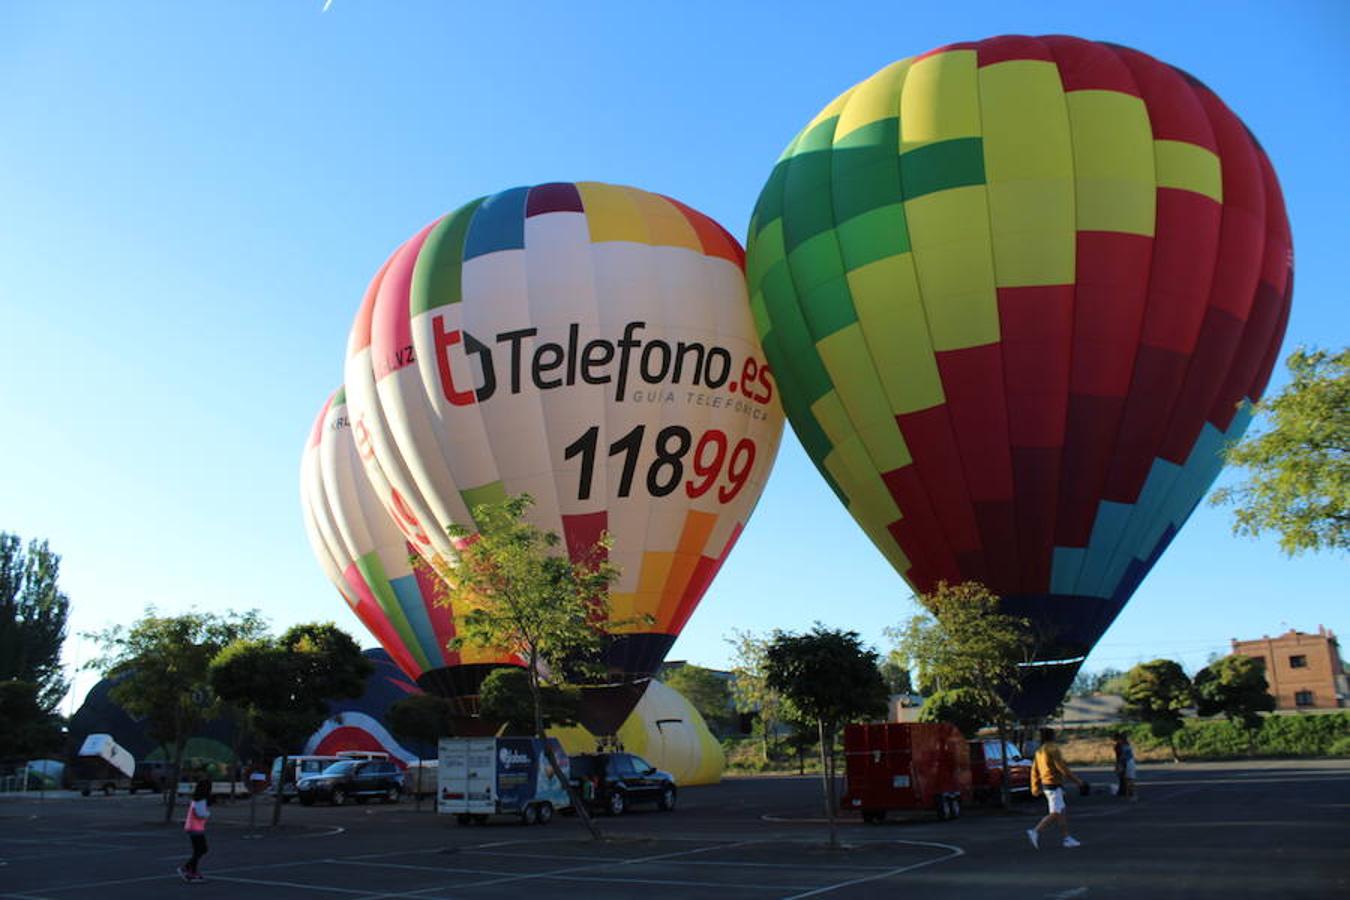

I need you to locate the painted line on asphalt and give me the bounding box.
[779,839,966,899]
[453,838,760,890]
[465,847,904,871]
[207,874,384,895]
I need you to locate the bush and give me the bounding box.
[1121,712,1349,759]
[1328,736,1350,757]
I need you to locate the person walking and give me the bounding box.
[178,779,212,882]
[1116,732,1138,802]
[1026,727,1086,849]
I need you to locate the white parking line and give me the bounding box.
[779,839,966,900]
[209,874,384,895]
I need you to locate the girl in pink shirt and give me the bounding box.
[179,779,211,882]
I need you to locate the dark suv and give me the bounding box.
[569,752,676,816]
[296,760,403,806]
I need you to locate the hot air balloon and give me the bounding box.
[746,36,1292,716]
[300,389,522,709]
[345,181,785,733]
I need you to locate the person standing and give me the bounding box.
[1117,733,1138,802]
[1026,727,1085,849]
[178,779,212,882]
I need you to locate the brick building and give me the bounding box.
[1231,627,1347,710]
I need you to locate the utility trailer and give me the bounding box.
[841,722,972,822]
[73,734,135,796]
[437,737,570,825]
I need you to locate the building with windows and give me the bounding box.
[1231,627,1347,710]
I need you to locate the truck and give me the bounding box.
[437,737,571,826]
[73,734,135,796]
[840,722,972,823]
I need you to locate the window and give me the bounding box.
[1295,690,1314,707]
[1290,655,1308,669]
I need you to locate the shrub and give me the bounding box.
[1328,736,1350,757]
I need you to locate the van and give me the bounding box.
[269,755,342,802]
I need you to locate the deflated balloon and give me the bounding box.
[300,389,522,704]
[746,36,1292,715]
[346,182,785,731]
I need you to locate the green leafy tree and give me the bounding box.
[477,666,582,734]
[0,680,63,759]
[1193,654,1275,752]
[918,687,988,738]
[211,623,372,826]
[726,628,783,764]
[1069,667,1126,697]
[1121,659,1194,762]
[1211,347,1349,554]
[84,608,266,821]
[437,494,625,840]
[891,581,1033,806]
[877,652,914,695]
[0,534,72,711]
[765,625,889,847]
[661,663,733,733]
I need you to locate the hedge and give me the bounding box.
[1126,712,1350,758]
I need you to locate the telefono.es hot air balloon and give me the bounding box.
[300,389,523,708]
[746,36,1292,716]
[345,181,785,733]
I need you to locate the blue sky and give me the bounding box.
[1,1,1345,711]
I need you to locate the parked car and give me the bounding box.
[967,739,1031,805]
[568,752,676,816]
[269,755,342,803]
[296,759,403,806]
[841,722,972,822]
[131,761,174,794]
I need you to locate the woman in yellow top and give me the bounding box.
[1027,728,1085,849]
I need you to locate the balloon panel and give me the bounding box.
[746,36,1291,712]
[348,182,785,684]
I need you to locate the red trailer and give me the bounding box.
[841,722,972,823]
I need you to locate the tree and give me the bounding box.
[1069,667,1126,697]
[726,628,783,765]
[477,666,582,734]
[0,680,63,759]
[891,581,1033,806]
[1121,659,1193,762]
[661,664,733,733]
[1211,346,1349,555]
[0,534,72,712]
[85,608,266,821]
[211,623,372,826]
[1193,654,1275,752]
[437,494,624,840]
[765,625,889,847]
[877,652,913,695]
[918,688,988,738]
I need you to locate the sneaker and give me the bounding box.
[177,866,191,882]
[1026,829,1039,849]
[1063,836,1082,848]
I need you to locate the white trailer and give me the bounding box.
[437,737,570,825]
[74,734,135,796]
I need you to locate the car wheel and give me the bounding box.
[607,791,626,816]
[657,786,676,812]
[384,787,399,804]
[521,804,539,826]
[537,802,553,825]
[332,788,347,806]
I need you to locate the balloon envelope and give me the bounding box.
[746,36,1292,715]
[300,389,522,704]
[346,182,785,731]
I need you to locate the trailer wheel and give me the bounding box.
[456,814,471,826]
[937,796,951,820]
[521,803,539,826]
[949,796,961,819]
[473,814,489,825]
[102,783,114,797]
[536,802,553,825]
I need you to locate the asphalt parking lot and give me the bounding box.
[1,759,1346,899]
